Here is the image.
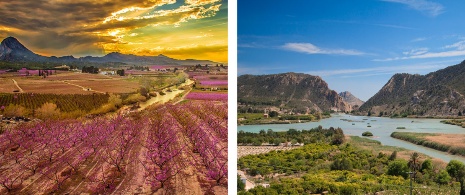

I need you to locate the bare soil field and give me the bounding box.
[44,72,112,81]
[68,79,139,94]
[0,78,17,93]
[0,72,140,94]
[14,78,94,94]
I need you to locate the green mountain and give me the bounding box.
[359,60,465,117]
[238,72,350,113]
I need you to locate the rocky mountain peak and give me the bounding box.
[339,91,364,108]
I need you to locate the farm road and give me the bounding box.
[11,79,24,92]
[62,81,105,94]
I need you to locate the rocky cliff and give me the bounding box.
[339,91,364,110]
[238,72,350,113]
[359,60,465,117]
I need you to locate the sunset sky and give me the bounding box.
[239,0,465,101]
[0,0,228,63]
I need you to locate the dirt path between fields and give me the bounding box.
[62,81,105,94]
[11,79,23,92]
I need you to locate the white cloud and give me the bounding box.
[374,40,465,61]
[282,42,366,56]
[382,0,444,17]
[402,47,428,55]
[444,40,465,50]
[411,37,427,42]
[373,23,415,30]
[306,60,456,77]
[373,50,465,61]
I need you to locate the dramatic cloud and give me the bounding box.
[282,43,366,56]
[382,0,444,17]
[131,44,228,61]
[0,0,227,61]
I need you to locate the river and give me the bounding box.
[237,113,465,163]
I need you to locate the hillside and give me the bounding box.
[339,91,364,109]
[238,72,350,113]
[359,60,465,117]
[0,37,218,66]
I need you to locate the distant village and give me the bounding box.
[0,63,227,77]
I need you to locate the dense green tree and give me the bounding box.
[447,160,465,195]
[436,170,451,185]
[238,174,245,191]
[269,111,279,117]
[421,159,433,173]
[387,159,409,179]
[389,151,398,161]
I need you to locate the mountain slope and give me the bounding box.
[359,60,465,117]
[0,37,219,65]
[339,91,364,108]
[238,72,350,113]
[0,37,46,61]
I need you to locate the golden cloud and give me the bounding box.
[0,0,226,61]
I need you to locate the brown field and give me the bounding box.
[68,79,139,94]
[0,72,140,94]
[14,78,94,94]
[425,134,465,148]
[0,78,18,93]
[44,72,112,81]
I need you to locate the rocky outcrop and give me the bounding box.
[238,72,350,113]
[339,91,364,109]
[359,60,465,117]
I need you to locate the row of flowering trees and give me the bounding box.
[0,101,227,193]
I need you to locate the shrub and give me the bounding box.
[387,159,409,179]
[36,102,61,120]
[123,93,147,104]
[362,131,373,136]
[331,158,353,171]
[3,104,28,117]
[436,170,451,185]
[108,94,122,107]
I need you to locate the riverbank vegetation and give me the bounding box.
[391,132,465,157]
[441,119,465,128]
[237,126,344,146]
[362,131,373,136]
[237,112,326,125]
[238,128,464,194]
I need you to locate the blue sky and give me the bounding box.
[238,0,465,101]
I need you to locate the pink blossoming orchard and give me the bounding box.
[0,66,228,194]
[0,100,227,194]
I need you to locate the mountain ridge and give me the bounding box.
[238,72,350,113]
[0,37,219,65]
[359,60,465,117]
